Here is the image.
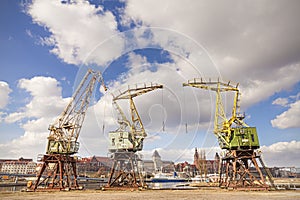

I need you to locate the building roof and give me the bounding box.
[152,150,161,158]
[0,158,33,163]
[90,156,113,167]
[91,156,110,162]
[144,160,174,164]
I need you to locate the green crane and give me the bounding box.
[106,83,163,188]
[109,83,163,152]
[183,78,274,190]
[183,78,259,150]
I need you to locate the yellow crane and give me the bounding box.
[109,83,163,152]
[183,78,274,190]
[183,78,259,150]
[29,69,106,191]
[106,83,163,188]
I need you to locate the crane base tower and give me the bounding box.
[219,150,274,190]
[106,151,145,189]
[28,154,82,191]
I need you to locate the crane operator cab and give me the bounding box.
[109,131,143,152]
[218,127,260,150]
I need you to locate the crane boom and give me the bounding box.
[112,100,131,132]
[47,69,106,155]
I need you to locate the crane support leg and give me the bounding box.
[28,154,82,191]
[219,150,274,190]
[105,151,145,189]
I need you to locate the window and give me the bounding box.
[251,134,255,142]
[112,138,115,146]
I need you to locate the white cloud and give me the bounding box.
[290,92,300,100]
[75,52,218,157]
[0,131,49,160]
[1,73,299,168]
[260,140,300,167]
[107,52,215,132]
[0,76,69,159]
[0,112,6,123]
[5,112,25,123]
[6,0,298,165]
[19,76,61,97]
[0,81,12,109]
[77,94,114,157]
[25,29,33,38]
[1,75,116,160]
[12,76,69,119]
[240,63,300,107]
[26,0,300,113]
[24,0,300,112]
[27,0,124,66]
[87,49,299,166]
[271,100,300,129]
[271,93,300,129]
[123,0,300,107]
[40,51,216,158]
[272,97,289,107]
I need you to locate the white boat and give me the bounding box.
[191,174,219,183]
[25,177,44,181]
[151,172,187,183]
[191,175,208,182]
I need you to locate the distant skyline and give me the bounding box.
[0,0,299,167]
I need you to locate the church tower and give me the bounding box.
[152,150,163,172]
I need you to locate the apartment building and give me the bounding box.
[0,157,36,174]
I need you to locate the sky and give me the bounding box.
[0,0,299,167]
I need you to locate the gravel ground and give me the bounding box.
[0,189,300,200]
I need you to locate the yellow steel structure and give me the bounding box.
[183,78,259,150]
[29,69,106,191]
[109,83,163,152]
[183,78,274,190]
[107,83,163,189]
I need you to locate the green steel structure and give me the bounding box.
[106,83,163,188]
[183,78,274,190]
[183,78,259,150]
[109,83,163,153]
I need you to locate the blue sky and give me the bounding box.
[0,0,299,167]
